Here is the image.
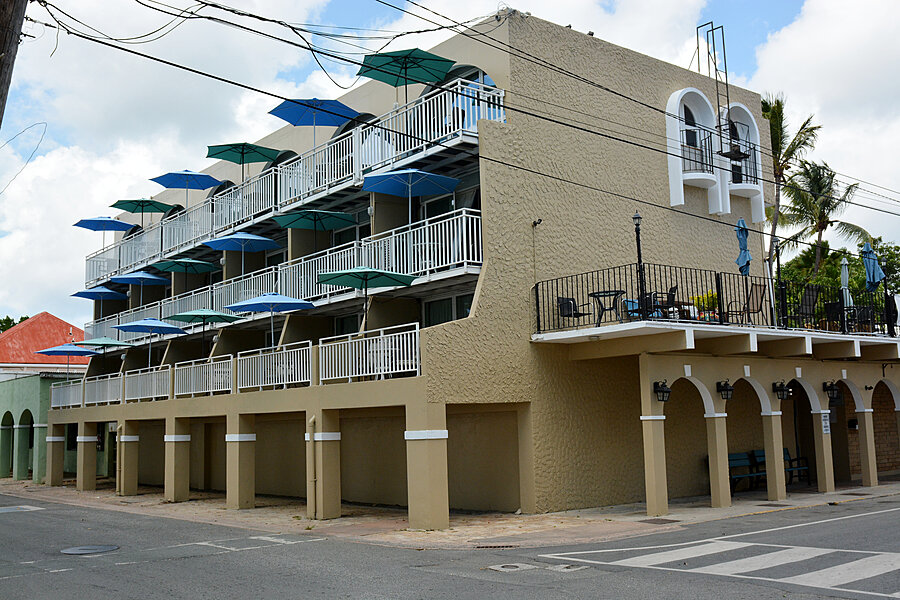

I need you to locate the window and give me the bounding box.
[335,314,361,335]
[423,292,474,327]
[683,106,698,148]
[266,249,286,268]
[333,217,370,246]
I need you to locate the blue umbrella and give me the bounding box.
[110,271,170,305]
[36,343,100,376]
[363,169,459,222]
[113,318,186,368]
[862,242,886,293]
[734,218,752,276]
[150,169,222,207]
[74,216,135,250]
[202,232,280,275]
[269,98,359,146]
[226,292,314,344]
[73,286,128,323]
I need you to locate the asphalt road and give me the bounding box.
[0,493,897,599]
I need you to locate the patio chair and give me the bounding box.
[785,284,821,328]
[623,286,676,320]
[557,297,591,320]
[726,282,767,325]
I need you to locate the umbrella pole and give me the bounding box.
[148,336,152,369]
[270,309,275,347]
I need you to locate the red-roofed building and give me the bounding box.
[0,312,90,377]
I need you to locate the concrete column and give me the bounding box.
[31,424,47,483]
[811,410,835,493]
[761,413,787,500]
[517,404,536,514]
[0,425,12,478]
[76,422,98,491]
[405,402,449,530]
[306,409,340,519]
[12,424,31,480]
[165,417,191,502]
[45,424,65,486]
[641,416,668,516]
[857,409,878,487]
[226,413,255,509]
[118,421,140,496]
[705,414,731,508]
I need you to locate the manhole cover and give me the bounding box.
[61,545,119,555]
[639,518,681,524]
[487,563,537,572]
[758,503,790,507]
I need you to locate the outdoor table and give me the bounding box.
[589,290,626,325]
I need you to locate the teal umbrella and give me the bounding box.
[112,198,172,228]
[154,258,219,291]
[317,267,416,324]
[357,48,455,103]
[207,142,281,181]
[76,337,134,359]
[167,308,241,353]
[272,210,356,251]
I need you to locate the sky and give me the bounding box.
[1,0,899,328]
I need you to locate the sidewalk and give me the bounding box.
[2,477,897,550]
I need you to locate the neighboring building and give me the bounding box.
[47,13,900,528]
[0,313,93,482]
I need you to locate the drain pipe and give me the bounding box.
[307,415,316,519]
[115,423,123,495]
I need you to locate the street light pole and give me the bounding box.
[633,212,647,320]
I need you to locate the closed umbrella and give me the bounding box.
[72,286,128,324]
[35,343,100,377]
[111,198,173,228]
[225,293,314,345]
[150,170,222,208]
[362,169,459,223]
[268,99,359,147]
[167,309,241,355]
[272,209,356,252]
[207,142,281,182]
[74,216,135,249]
[110,271,170,305]
[317,266,416,326]
[840,257,854,308]
[862,242,886,293]
[202,232,280,276]
[113,318,186,368]
[357,48,455,104]
[734,218,752,276]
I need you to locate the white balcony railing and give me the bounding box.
[84,80,504,287]
[160,287,211,322]
[174,355,233,396]
[118,304,163,342]
[51,379,84,409]
[278,241,362,303]
[211,267,277,314]
[124,365,171,401]
[319,323,420,382]
[85,314,120,341]
[237,341,312,390]
[84,373,123,406]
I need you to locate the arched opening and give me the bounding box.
[422,64,497,96]
[873,380,900,475]
[726,379,766,494]
[331,113,376,140]
[14,409,34,480]
[831,381,855,483]
[683,105,698,147]
[207,180,235,199]
[261,149,299,172]
[0,411,13,478]
[723,103,761,186]
[787,378,831,491]
[663,377,716,502]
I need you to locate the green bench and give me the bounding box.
[728,448,810,492]
[727,452,761,492]
[753,448,810,485]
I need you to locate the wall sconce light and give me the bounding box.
[219,257,226,266]
[823,381,843,405]
[864,385,874,391]
[716,379,734,401]
[771,380,789,401]
[532,218,542,228]
[653,380,671,402]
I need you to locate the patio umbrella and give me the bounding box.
[111,198,173,228]
[357,48,455,104]
[150,170,222,208]
[202,232,280,276]
[268,99,359,147]
[154,258,219,291]
[734,218,752,276]
[317,266,416,325]
[840,257,854,308]
[110,271,170,305]
[272,209,356,251]
[862,242,886,293]
[207,142,281,182]
[167,309,241,354]
[362,169,459,222]
[72,286,128,322]
[35,343,100,377]
[76,337,134,359]
[74,216,135,249]
[113,318,186,368]
[225,293,314,346]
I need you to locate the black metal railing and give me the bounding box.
[681,129,714,174]
[730,139,759,185]
[534,262,894,337]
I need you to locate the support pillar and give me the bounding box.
[856,409,878,487]
[226,414,255,509]
[811,410,835,493]
[12,424,30,480]
[76,422,97,491]
[118,421,139,496]
[640,415,668,516]
[405,402,449,530]
[165,417,191,502]
[705,414,731,508]
[306,409,341,519]
[761,413,787,500]
[45,424,65,486]
[31,424,47,483]
[0,425,12,478]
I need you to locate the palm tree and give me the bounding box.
[761,94,821,276]
[780,161,871,274]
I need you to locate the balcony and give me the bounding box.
[680,128,716,189]
[85,209,482,342]
[52,324,420,408]
[84,80,504,287]
[729,138,760,196]
[533,263,899,360]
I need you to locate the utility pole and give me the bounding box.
[0,0,28,128]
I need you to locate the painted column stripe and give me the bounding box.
[46,436,65,443]
[304,433,310,442]
[33,424,47,428]
[164,434,191,442]
[117,435,139,443]
[225,433,256,442]
[760,411,783,417]
[13,424,30,429]
[704,413,728,419]
[639,415,665,421]
[404,430,448,441]
[76,436,96,443]
[0,425,10,430]
[313,432,341,442]
[856,408,874,413]
[811,409,831,415]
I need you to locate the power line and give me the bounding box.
[0,122,47,197]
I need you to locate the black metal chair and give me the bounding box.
[557,297,591,320]
[786,285,821,328]
[726,282,767,324]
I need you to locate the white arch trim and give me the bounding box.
[672,375,717,415]
[790,377,825,413]
[722,101,766,223]
[666,88,719,210]
[877,379,900,411]
[734,376,773,414]
[839,379,866,412]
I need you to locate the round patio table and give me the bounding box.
[588,290,626,325]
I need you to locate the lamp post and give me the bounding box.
[634,211,647,320]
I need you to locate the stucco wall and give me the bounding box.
[256,417,306,497]
[340,409,408,506]
[138,420,165,486]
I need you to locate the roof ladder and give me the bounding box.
[696,22,749,162]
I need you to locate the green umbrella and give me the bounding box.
[111,198,173,228]
[75,336,134,359]
[167,308,241,354]
[155,258,219,292]
[357,48,455,103]
[207,142,281,181]
[317,267,417,325]
[273,210,356,252]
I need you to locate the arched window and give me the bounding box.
[683,105,698,147]
[207,180,235,199]
[331,113,376,140]
[261,150,298,172]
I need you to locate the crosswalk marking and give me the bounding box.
[609,541,751,567]
[779,553,900,588]
[689,546,834,575]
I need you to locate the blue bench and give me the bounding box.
[728,452,761,492]
[752,448,810,486]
